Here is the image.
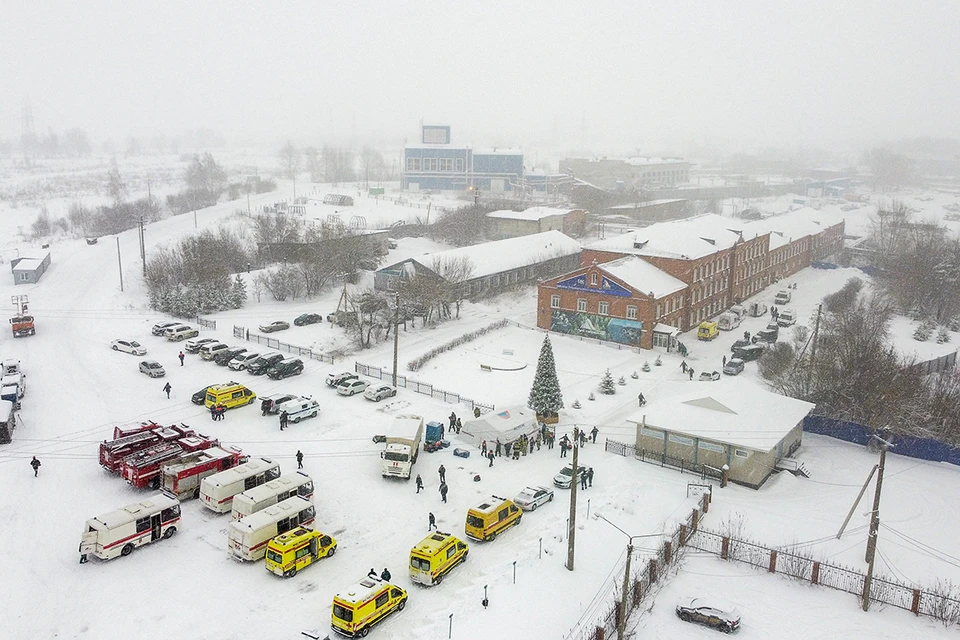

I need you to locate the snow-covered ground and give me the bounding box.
[1,167,959,639]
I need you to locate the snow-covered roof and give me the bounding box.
[626,157,688,166]
[743,207,845,250]
[91,494,179,530]
[487,207,573,221]
[229,496,311,533]
[404,143,469,151]
[474,148,523,156]
[653,323,681,335]
[12,258,44,271]
[336,576,387,604]
[588,214,764,260]
[628,382,814,452]
[411,231,581,280]
[597,256,687,298]
[608,199,686,209]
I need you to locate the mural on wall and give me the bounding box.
[550,310,643,345]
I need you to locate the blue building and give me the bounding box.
[403,125,523,194]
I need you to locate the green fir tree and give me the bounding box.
[599,369,616,395]
[527,335,564,418]
[229,274,247,309]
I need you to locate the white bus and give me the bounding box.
[227,496,315,561]
[199,457,280,513]
[79,493,181,562]
[230,472,314,520]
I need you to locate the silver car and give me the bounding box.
[513,486,554,511]
[553,464,592,489]
[138,360,166,378]
[111,339,146,356]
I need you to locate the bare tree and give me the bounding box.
[429,255,474,318]
[303,146,322,182]
[278,142,301,180]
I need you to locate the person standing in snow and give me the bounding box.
[428,512,436,531]
[30,456,40,477]
[163,382,172,399]
[438,464,446,484]
[495,439,502,457]
[587,467,594,487]
[456,417,462,433]
[261,397,272,416]
[681,361,688,373]
[481,440,487,457]
[368,568,378,579]
[580,471,588,491]
[296,450,304,469]
[488,451,495,467]
[439,482,448,503]
[380,568,392,581]
[474,407,480,418]
[279,411,289,431]
[591,426,599,444]
[416,474,424,493]
[688,368,695,381]
[722,355,727,367]
[178,351,185,366]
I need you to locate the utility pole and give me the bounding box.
[116,236,124,292]
[392,290,400,386]
[806,304,822,396]
[862,432,891,612]
[139,215,146,276]
[566,441,579,571]
[619,541,633,640]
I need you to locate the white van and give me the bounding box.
[777,309,798,327]
[717,312,742,331]
[199,458,281,513]
[275,397,320,424]
[199,342,229,361]
[227,496,316,561]
[79,494,181,562]
[230,472,315,520]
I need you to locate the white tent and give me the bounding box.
[460,406,539,448]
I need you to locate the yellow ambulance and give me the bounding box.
[265,527,337,577]
[204,382,256,410]
[331,576,407,637]
[464,495,522,542]
[409,532,468,586]
[697,321,719,341]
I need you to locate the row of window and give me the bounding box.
[655,295,684,319]
[406,157,465,172]
[639,428,751,458]
[692,255,730,282]
[550,295,637,319]
[692,277,728,304]
[690,296,728,324]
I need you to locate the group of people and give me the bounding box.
[368,567,392,581]
[557,426,600,457]
[579,467,595,490]
[210,403,226,421]
[448,412,463,435]
[680,360,696,381]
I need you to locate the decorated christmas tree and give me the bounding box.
[599,369,616,395]
[527,335,564,418]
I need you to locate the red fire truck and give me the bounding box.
[161,446,248,500]
[100,423,193,473]
[121,434,219,489]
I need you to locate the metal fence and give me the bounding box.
[355,362,494,413]
[605,438,723,481]
[687,528,960,623]
[195,315,216,330]
[232,326,335,364]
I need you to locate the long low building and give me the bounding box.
[374,230,582,298]
[628,382,815,489]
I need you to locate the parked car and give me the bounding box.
[777,309,798,327]
[732,344,765,362]
[293,313,323,327]
[162,324,190,338]
[261,393,299,413]
[754,328,778,344]
[326,371,358,388]
[185,337,218,354]
[166,325,200,341]
[151,321,179,336]
[267,357,304,380]
[191,386,212,405]
[199,342,230,361]
[699,370,721,381]
[274,397,320,424]
[139,360,166,378]
[111,339,146,356]
[553,464,592,489]
[387,238,398,250]
[227,351,261,371]
[247,352,285,376]
[259,321,290,333]
[730,338,751,352]
[363,384,397,402]
[337,378,370,396]
[675,597,741,633]
[722,358,745,376]
[513,486,554,511]
[214,347,248,366]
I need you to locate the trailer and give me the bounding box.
[120,434,219,489]
[161,446,247,500]
[379,415,424,480]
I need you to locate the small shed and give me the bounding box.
[11,252,51,285]
[460,406,539,448]
[629,382,814,488]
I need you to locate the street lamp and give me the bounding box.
[595,514,669,640]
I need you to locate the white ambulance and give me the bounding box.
[79,493,181,562]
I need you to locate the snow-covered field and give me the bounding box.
[0,167,958,639]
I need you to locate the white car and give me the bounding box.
[553,464,592,489]
[326,371,358,387]
[166,325,200,341]
[111,339,146,356]
[336,379,370,396]
[363,384,397,402]
[513,486,554,511]
[151,320,179,336]
[228,352,261,371]
[274,397,320,423]
[185,336,218,354]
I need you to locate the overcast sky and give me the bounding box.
[2,1,958,153]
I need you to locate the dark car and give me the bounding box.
[753,327,778,344]
[192,386,212,405]
[732,344,765,362]
[266,357,304,380]
[214,347,248,366]
[259,321,290,333]
[247,353,285,376]
[730,338,751,352]
[676,597,741,633]
[293,313,323,327]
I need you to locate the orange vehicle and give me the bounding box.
[10,315,35,338]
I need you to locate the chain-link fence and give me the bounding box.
[355,362,494,413]
[231,326,335,364]
[605,438,723,482]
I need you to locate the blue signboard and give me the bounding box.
[555,274,632,297]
